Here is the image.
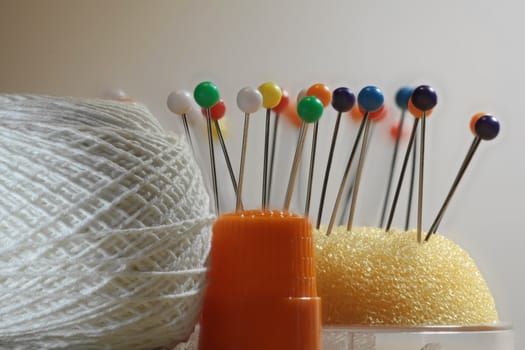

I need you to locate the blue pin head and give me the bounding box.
[357,86,384,112]
[331,87,356,113]
[395,86,414,110]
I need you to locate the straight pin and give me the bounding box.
[316,87,355,228]
[417,111,427,242]
[258,82,283,210]
[425,114,500,240]
[283,96,324,212]
[235,87,263,212]
[194,82,221,214]
[202,99,240,202]
[346,86,385,232]
[385,118,420,231]
[346,115,372,231]
[379,87,413,227]
[409,85,438,242]
[405,131,417,230]
[327,117,366,234]
[267,90,289,205]
[304,83,331,217]
[304,121,319,217]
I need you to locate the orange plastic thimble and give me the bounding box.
[198,210,321,350]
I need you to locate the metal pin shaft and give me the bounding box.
[385,118,420,231]
[267,112,280,205]
[205,109,219,214]
[262,109,271,210]
[405,132,417,230]
[304,121,319,217]
[416,113,427,243]
[379,109,406,227]
[425,137,481,240]
[214,120,242,210]
[283,123,308,212]
[236,113,250,212]
[317,112,343,228]
[326,115,368,235]
[181,114,193,151]
[347,116,372,232]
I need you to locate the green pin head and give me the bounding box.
[297,96,324,123]
[194,81,220,109]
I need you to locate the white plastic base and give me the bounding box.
[322,324,514,350]
[180,323,514,350]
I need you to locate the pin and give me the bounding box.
[425,113,500,240]
[385,115,421,231]
[304,83,331,217]
[406,130,417,230]
[235,87,263,212]
[316,87,355,228]
[283,96,324,212]
[267,90,290,205]
[378,87,413,228]
[200,99,241,206]
[384,88,436,234]
[411,85,437,242]
[336,104,370,226]
[337,103,386,225]
[167,90,195,151]
[194,81,221,214]
[258,82,283,210]
[327,86,384,235]
[346,87,385,232]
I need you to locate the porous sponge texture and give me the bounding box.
[314,226,498,326]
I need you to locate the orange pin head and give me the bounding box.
[307,83,332,107]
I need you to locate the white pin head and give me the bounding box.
[167,90,193,115]
[237,87,263,114]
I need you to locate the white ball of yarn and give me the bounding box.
[0,94,213,349]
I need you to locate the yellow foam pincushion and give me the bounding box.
[314,226,498,326]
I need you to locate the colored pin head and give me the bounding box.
[469,112,485,135]
[307,83,332,107]
[296,88,308,104]
[408,99,434,118]
[194,81,220,109]
[368,104,388,122]
[297,96,324,123]
[332,87,355,113]
[237,87,263,114]
[474,114,500,140]
[202,99,226,120]
[167,90,193,115]
[258,82,282,109]
[411,85,437,112]
[358,86,384,112]
[272,89,290,113]
[350,103,387,122]
[395,86,414,110]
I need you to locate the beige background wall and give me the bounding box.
[1,0,524,347]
